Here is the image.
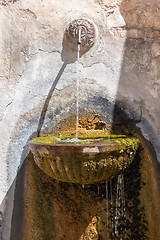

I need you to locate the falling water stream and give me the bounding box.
[106,180,109,231]
[76,39,127,238]
[69,32,128,239]
[105,175,126,239]
[69,24,128,239]
[75,43,81,140]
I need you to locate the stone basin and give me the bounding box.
[29,134,140,184]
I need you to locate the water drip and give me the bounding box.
[115,175,121,236]
[97,184,100,195]
[105,175,126,239]
[106,180,109,231]
[110,179,114,237]
[114,174,126,239]
[65,19,97,139]
[75,43,81,140]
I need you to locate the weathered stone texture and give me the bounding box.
[95,0,160,29]
[0,0,160,239]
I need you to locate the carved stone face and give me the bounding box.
[65,18,98,51]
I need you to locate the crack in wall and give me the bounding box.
[5,101,13,108]
[15,49,61,82]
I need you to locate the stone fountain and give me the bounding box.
[29,19,140,184]
[29,134,139,184]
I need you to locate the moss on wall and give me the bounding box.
[10,138,160,240]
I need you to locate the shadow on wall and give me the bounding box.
[111,0,160,239]
[1,22,101,240]
[10,154,102,240]
[0,28,74,240]
[37,29,91,136]
[112,0,160,173]
[1,0,160,240]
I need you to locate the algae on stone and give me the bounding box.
[31,134,140,147]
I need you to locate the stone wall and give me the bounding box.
[0,0,160,239]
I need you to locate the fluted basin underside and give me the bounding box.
[29,134,140,184]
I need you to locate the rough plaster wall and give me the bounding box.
[0,0,125,201]
[0,0,160,239]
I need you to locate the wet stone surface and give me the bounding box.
[29,134,140,184]
[11,147,155,240]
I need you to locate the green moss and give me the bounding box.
[103,136,140,148]
[32,135,59,144]
[31,134,140,148]
[76,134,127,139]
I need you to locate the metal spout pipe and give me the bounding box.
[77,26,82,44]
